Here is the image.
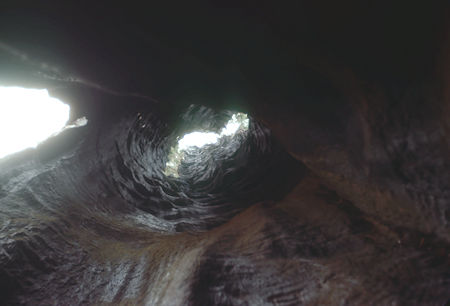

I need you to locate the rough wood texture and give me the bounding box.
[0,2,449,305]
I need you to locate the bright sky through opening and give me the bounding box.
[0,87,70,159]
[177,113,249,150]
[164,113,249,177]
[178,132,220,151]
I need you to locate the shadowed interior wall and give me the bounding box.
[0,2,449,305]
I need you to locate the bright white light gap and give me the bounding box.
[0,86,71,159]
[164,113,249,177]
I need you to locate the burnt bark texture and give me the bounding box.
[0,1,449,305]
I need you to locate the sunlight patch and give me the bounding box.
[0,87,70,159]
[178,132,220,150]
[164,113,249,177]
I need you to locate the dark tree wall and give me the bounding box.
[0,2,449,305]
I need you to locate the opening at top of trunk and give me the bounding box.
[164,112,249,177]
